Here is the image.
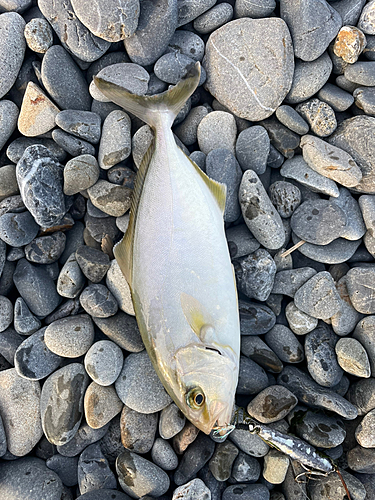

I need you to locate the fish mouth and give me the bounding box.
[208,401,235,437]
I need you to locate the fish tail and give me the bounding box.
[94,62,201,129]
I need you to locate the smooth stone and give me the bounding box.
[40,363,89,446]
[172,421,199,455]
[175,106,208,146]
[356,408,375,448]
[229,427,269,457]
[197,111,237,156]
[174,433,215,486]
[14,327,61,380]
[106,259,135,315]
[0,12,26,99]
[358,0,375,34]
[117,449,170,496]
[265,325,304,364]
[305,324,343,387]
[75,245,110,283]
[333,26,366,64]
[267,144,285,169]
[346,267,375,314]
[71,0,139,41]
[247,385,298,424]
[98,110,131,170]
[331,276,362,336]
[354,86,375,116]
[237,355,269,395]
[87,180,132,218]
[46,453,78,487]
[0,327,23,365]
[353,316,375,374]
[230,452,261,483]
[291,233,361,265]
[52,129,95,157]
[152,437,179,471]
[0,237,6,277]
[345,61,375,86]
[300,135,362,188]
[272,267,317,297]
[330,188,366,241]
[347,378,375,416]
[277,366,358,419]
[209,440,239,482]
[24,17,53,53]
[204,18,294,121]
[280,0,342,62]
[239,170,285,250]
[235,0,275,18]
[93,62,149,102]
[18,81,59,137]
[296,98,337,137]
[166,29,205,62]
[80,284,118,318]
[294,272,342,320]
[76,491,130,500]
[93,311,143,352]
[330,0,365,26]
[295,410,346,448]
[45,315,94,358]
[120,404,157,454]
[25,232,66,264]
[115,350,171,413]
[172,478,210,499]
[193,3,233,34]
[154,52,206,85]
[78,442,117,494]
[0,457,63,500]
[6,246,25,261]
[131,124,153,169]
[348,446,375,474]
[57,421,109,457]
[239,300,276,336]
[223,484,270,500]
[64,155,99,197]
[263,449,289,484]
[56,110,101,144]
[240,336,283,374]
[285,301,318,336]
[335,338,371,378]
[14,297,41,335]
[318,82,354,112]
[7,136,67,164]
[84,213,119,244]
[124,0,177,66]
[0,165,18,201]
[276,105,309,135]
[108,165,135,188]
[159,402,186,440]
[234,249,276,302]
[38,0,109,62]
[0,100,18,151]
[280,155,339,198]
[328,116,375,194]
[84,340,123,386]
[225,225,260,260]
[0,211,39,247]
[14,259,60,317]
[84,381,123,429]
[57,253,85,299]
[235,126,270,175]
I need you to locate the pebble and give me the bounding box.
[235,126,270,175]
[280,0,341,62]
[280,155,340,198]
[335,338,371,378]
[57,421,109,457]
[294,271,342,320]
[40,363,89,446]
[75,245,110,283]
[98,110,131,170]
[80,284,118,318]
[239,299,276,336]
[57,253,85,299]
[333,26,367,65]
[87,180,132,218]
[239,170,285,250]
[193,3,233,34]
[353,316,375,374]
[295,410,346,448]
[94,62,149,102]
[223,484,270,500]
[173,421,199,455]
[150,438,178,472]
[345,61,375,87]
[235,0,275,18]
[24,17,53,53]
[105,259,134,315]
[159,402,186,440]
[14,259,61,317]
[358,0,375,35]
[347,378,375,416]
[272,267,317,297]
[172,478,211,500]
[354,86,375,116]
[44,314,94,358]
[263,449,289,484]
[246,385,298,424]
[197,111,236,156]
[305,323,343,387]
[63,155,99,196]
[204,17,294,121]
[154,52,205,86]
[84,340,123,386]
[39,0,110,62]
[174,433,215,486]
[0,101,18,152]
[265,325,304,364]
[7,136,67,164]
[78,442,117,494]
[120,404,157,454]
[14,327,62,380]
[14,297,41,335]
[0,327,23,364]
[318,82,354,112]
[208,440,239,482]
[277,366,358,420]
[275,105,309,135]
[124,0,177,66]
[230,451,261,483]
[0,165,19,201]
[46,453,78,487]
[356,408,375,449]
[346,267,375,314]
[56,110,101,144]
[70,0,139,41]
[166,29,205,62]
[234,249,276,302]
[18,81,59,137]
[237,355,269,395]
[0,212,38,250]
[348,446,375,474]
[76,492,130,500]
[0,457,63,500]
[330,188,366,241]
[296,98,337,137]
[25,232,66,264]
[240,336,283,373]
[93,311,143,352]
[52,129,96,157]
[0,12,26,99]
[84,381,123,429]
[205,148,242,222]
[226,225,260,260]
[115,350,172,413]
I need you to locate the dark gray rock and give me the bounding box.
[295,410,346,448]
[52,129,96,157]
[292,233,361,265]
[166,29,205,62]
[0,12,26,99]
[276,105,309,135]
[239,300,276,335]
[174,433,215,486]
[237,355,269,395]
[345,61,375,86]
[348,446,375,474]
[318,82,354,112]
[155,52,203,85]
[78,443,116,494]
[229,428,269,457]
[0,211,39,247]
[230,451,261,483]
[14,297,41,335]
[208,440,238,482]
[272,267,317,297]
[260,117,300,158]
[14,327,62,380]
[7,137,67,164]
[46,454,79,487]
[235,126,270,175]
[240,336,283,374]
[84,339,123,386]
[193,3,233,34]
[225,225,260,260]
[0,100,19,151]
[56,110,101,144]
[25,232,66,264]
[0,327,23,365]
[234,249,276,301]
[330,0,365,26]
[93,311,144,352]
[80,284,118,318]
[265,325,304,364]
[75,246,110,283]
[57,421,109,457]
[57,253,86,299]
[346,378,375,416]
[120,404,157,454]
[223,484,270,500]
[14,259,61,317]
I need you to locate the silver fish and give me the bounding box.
[94,63,240,435]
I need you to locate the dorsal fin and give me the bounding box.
[187,155,227,214]
[114,138,155,286]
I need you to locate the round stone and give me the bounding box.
[57,253,85,299]
[151,438,178,471]
[120,404,157,454]
[93,312,143,353]
[246,385,298,424]
[159,402,186,440]
[44,315,94,358]
[25,232,66,264]
[0,12,26,99]
[356,409,375,448]
[269,181,301,219]
[335,338,371,378]
[80,284,118,318]
[84,340,123,386]
[63,155,99,196]
[84,381,123,430]
[0,100,18,152]
[24,17,53,53]
[285,301,318,335]
[87,180,132,217]
[197,111,237,156]
[234,249,276,302]
[235,126,270,175]
[265,325,304,364]
[105,259,135,315]
[75,245,110,283]
[14,297,41,336]
[98,111,132,170]
[295,411,346,449]
[358,1,375,35]
[0,211,39,247]
[56,110,101,144]
[78,442,117,494]
[296,98,337,137]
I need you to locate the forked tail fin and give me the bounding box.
[94,62,201,129]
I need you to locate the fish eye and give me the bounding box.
[186,387,205,409]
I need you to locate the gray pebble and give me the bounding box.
[276,105,309,135]
[364,34,375,60]
[151,438,178,471]
[120,404,157,454]
[345,61,375,86]
[318,82,354,112]
[272,267,317,298]
[166,29,205,62]
[93,311,143,352]
[237,355,269,395]
[14,258,60,317]
[159,402,186,440]
[7,136,67,164]
[63,155,99,196]
[348,445,375,474]
[230,451,261,483]
[331,188,366,241]
[174,433,215,486]
[347,378,375,416]
[0,12,26,99]
[80,284,118,318]
[235,126,270,175]
[14,297,41,335]
[223,483,270,500]
[115,349,172,413]
[6,246,25,262]
[0,327,23,364]
[197,111,237,155]
[204,17,294,121]
[305,323,343,387]
[260,117,300,158]
[239,300,276,336]
[45,314,94,358]
[235,0,275,18]
[98,110,131,170]
[105,259,134,315]
[330,0,365,26]
[41,363,89,446]
[265,325,304,364]
[84,340,123,386]
[247,385,298,424]
[174,105,208,146]
[354,86,375,116]
[25,232,66,264]
[309,469,366,500]
[78,442,116,494]
[292,232,361,265]
[38,0,109,62]
[347,267,375,314]
[353,316,375,374]
[172,478,211,500]
[356,408,375,448]
[177,0,216,26]
[296,98,337,137]
[14,327,61,380]
[56,110,101,144]
[194,3,233,34]
[57,421,109,457]
[241,336,283,374]
[209,440,238,482]
[285,301,318,336]
[0,211,39,247]
[263,449,289,485]
[0,260,15,297]
[87,180,132,217]
[277,366,358,420]
[229,427,269,457]
[46,454,78,487]
[84,382,123,430]
[52,129,96,157]
[75,245,110,283]
[0,100,19,151]
[57,253,85,299]
[24,17,53,53]
[226,225,260,260]
[76,491,130,500]
[234,249,276,302]
[94,62,149,102]
[336,338,371,378]
[267,145,285,169]
[0,165,18,201]
[295,410,346,448]
[269,181,301,219]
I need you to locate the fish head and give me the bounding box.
[174,344,239,435]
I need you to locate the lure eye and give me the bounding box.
[186,387,205,409]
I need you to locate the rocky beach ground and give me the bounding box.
[1,0,375,499]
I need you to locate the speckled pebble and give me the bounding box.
[0,211,39,247]
[105,258,135,316]
[347,267,375,314]
[265,325,304,364]
[235,126,270,175]
[197,111,237,156]
[159,402,186,440]
[285,301,318,335]
[246,385,298,424]
[25,232,66,265]
[98,110,131,170]
[87,180,132,217]
[234,249,276,302]
[75,245,110,283]
[93,311,143,353]
[297,98,337,137]
[0,295,13,332]
[13,297,41,336]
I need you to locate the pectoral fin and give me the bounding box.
[180,292,215,341]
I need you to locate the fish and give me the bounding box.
[94,62,240,435]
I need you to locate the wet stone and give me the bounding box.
[237,355,269,395]
[230,451,261,483]
[115,349,172,413]
[93,311,143,353]
[78,442,117,494]
[98,110,131,170]
[75,245,110,283]
[208,441,239,482]
[14,327,62,381]
[272,267,317,298]
[25,232,66,264]
[234,249,276,302]
[235,126,270,175]
[152,437,178,471]
[223,484,270,500]
[335,338,371,378]
[0,12,26,99]
[240,336,283,374]
[346,267,375,314]
[57,421,109,457]
[246,385,298,424]
[84,340,123,386]
[57,253,86,299]
[296,99,337,137]
[120,404,157,454]
[159,402,186,440]
[197,111,236,156]
[14,297,41,335]
[265,325,304,364]
[0,211,39,247]
[295,410,346,448]
[45,315,94,358]
[84,381,123,430]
